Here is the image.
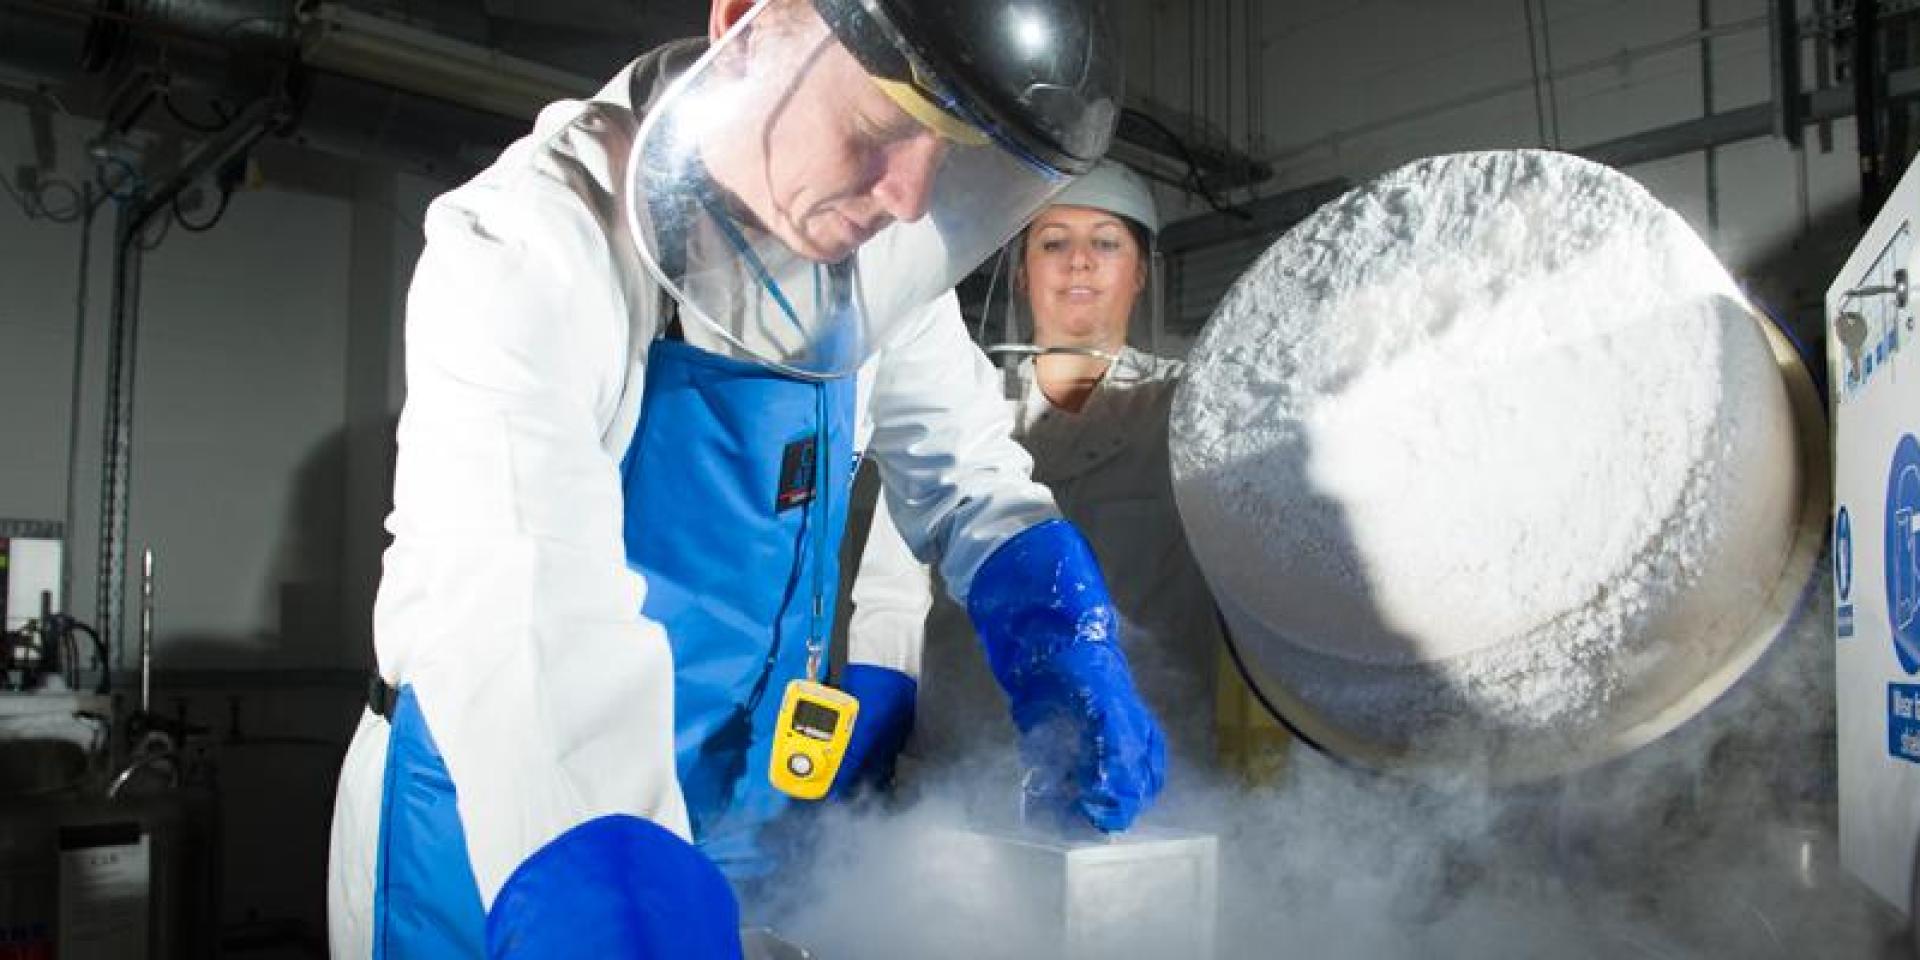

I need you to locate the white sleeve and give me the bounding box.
[846,492,934,679]
[374,179,686,908]
[865,292,1059,604]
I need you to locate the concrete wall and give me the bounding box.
[0,99,432,669]
[0,91,440,942]
[1124,0,1871,348]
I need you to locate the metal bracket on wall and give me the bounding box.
[1158,178,1350,257]
[1805,0,1920,33]
[1111,104,1274,198]
[1578,65,1920,169]
[0,519,64,539]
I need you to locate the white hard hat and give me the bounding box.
[1053,160,1160,237]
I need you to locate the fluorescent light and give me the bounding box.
[299,3,596,120]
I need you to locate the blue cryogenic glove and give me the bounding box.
[967,520,1165,832]
[487,815,742,958]
[828,663,918,799]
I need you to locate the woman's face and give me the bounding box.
[1021,205,1147,349]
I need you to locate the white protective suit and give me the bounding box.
[851,346,1223,770]
[327,43,1057,954]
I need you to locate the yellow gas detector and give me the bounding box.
[769,679,859,800]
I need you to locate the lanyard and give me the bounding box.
[658,166,858,685]
[690,177,812,338]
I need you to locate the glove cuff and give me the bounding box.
[966,519,1121,707]
[829,664,918,798]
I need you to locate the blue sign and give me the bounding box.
[1888,436,1920,674]
[1892,684,1920,764]
[1838,507,1857,638]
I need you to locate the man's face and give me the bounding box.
[700,11,952,263]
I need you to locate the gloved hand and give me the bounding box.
[487,815,743,957]
[827,663,918,799]
[966,519,1165,832]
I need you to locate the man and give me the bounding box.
[326,0,1164,955]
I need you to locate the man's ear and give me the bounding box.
[710,0,757,40]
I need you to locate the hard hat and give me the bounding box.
[1055,160,1160,237]
[627,0,1125,380]
[812,0,1122,176]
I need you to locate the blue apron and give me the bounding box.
[621,336,856,881]
[363,333,848,955]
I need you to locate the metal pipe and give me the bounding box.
[95,196,143,662]
[1703,0,1722,243]
[3,0,292,41]
[1855,0,1884,222]
[1539,0,1562,145]
[129,0,296,47]
[1523,0,1552,146]
[1265,14,1773,168]
[60,181,97,621]
[138,546,151,713]
[1815,0,1836,151]
[95,93,290,656]
[1774,0,1806,146]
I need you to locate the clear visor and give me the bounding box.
[627,0,1071,379]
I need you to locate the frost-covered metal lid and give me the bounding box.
[1172,150,1828,782]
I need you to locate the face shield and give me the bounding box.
[627,0,1119,380]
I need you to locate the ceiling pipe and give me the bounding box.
[0,0,518,179]
[0,0,301,73]
[297,2,595,120]
[1854,0,1885,222]
[11,0,1259,195]
[96,0,297,51]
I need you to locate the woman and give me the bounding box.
[843,161,1262,796]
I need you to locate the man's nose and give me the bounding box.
[871,134,946,223]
